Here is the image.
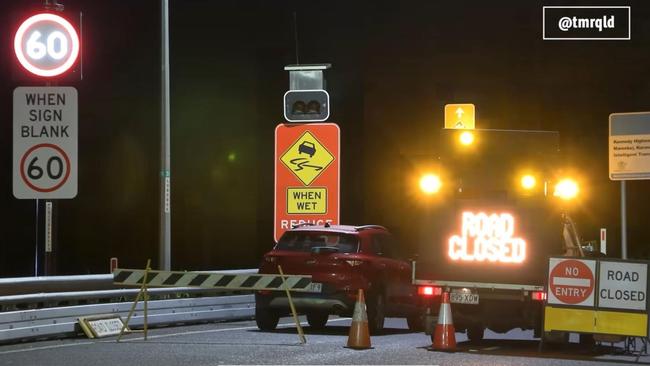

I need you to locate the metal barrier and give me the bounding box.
[0,294,254,343]
[0,269,258,344]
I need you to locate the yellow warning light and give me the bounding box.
[554,179,579,200]
[521,175,536,190]
[459,131,474,146]
[419,174,442,195]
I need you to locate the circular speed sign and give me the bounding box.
[20,143,71,193]
[14,13,80,77]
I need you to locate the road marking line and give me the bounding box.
[0,317,351,354]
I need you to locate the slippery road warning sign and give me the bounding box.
[548,258,596,307]
[275,123,339,242]
[280,131,334,186]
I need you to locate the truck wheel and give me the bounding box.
[255,306,279,331]
[367,293,385,334]
[467,326,484,343]
[406,313,424,332]
[306,312,329,329]
[541,331,569,350]
[579,333,595,347]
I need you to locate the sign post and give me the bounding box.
[13,7,81,275]
[274,123,340,242]
[609,112,650,258]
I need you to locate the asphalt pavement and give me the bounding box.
[0,317,648,365]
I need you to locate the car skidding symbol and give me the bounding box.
[289,157,323,172]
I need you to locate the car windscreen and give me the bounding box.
[276,231,359,253]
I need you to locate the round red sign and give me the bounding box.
[14,13,80,77]
[549,259,595,305]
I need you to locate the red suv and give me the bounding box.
[256,224,423,333]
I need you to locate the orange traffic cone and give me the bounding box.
[345,289,372,350]
[431,291,456,352]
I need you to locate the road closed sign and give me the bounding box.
[274,123,339,242]
[548,258,596,307]
[598,260,648,311]
[13,86,77,199]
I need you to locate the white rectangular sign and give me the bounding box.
[598,261,647,311]
[13,87,78,199]
[609,112,650,180]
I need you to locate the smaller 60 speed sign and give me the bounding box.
[20,143,71,193]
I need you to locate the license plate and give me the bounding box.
[450,292,479,304]
[307,282,323,293]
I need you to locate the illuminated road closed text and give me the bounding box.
[448,211,526,263]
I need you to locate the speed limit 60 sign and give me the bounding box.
[14,13,80,78]
[13,86,77,199]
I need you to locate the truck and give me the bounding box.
[409,128,590,341]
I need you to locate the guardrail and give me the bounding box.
[0,269,258,344]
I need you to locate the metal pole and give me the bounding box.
[621,180,627,259]
[34,199,39,276]
[159,0,171,270]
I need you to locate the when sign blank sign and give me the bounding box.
[598,261,648,311]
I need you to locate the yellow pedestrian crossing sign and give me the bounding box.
[280,131,335,186]
[445,104,475,129]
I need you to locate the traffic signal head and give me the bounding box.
[284,89,330,122]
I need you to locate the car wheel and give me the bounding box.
[255,306,279,331]
[406,313,424,332]
[467,325,484,343]
[306,312,329,329]
[367,292,385,334]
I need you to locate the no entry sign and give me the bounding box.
[13,86,77,199]
[548,258,596,307]
[274,123,339,242]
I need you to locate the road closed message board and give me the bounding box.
[274,123,340,242]
[13,87,77,199]
[547,257,596,307]
[598,260,648,311]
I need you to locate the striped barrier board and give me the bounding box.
[113,268,320,293]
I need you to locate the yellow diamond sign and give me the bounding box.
[280,131,334,186]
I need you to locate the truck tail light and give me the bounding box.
[531,291,547,301]
[418,286,442,297]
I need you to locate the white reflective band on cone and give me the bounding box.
[438,303,453,325]
[352,302,368,322]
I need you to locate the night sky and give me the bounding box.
[1,0,650,276]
